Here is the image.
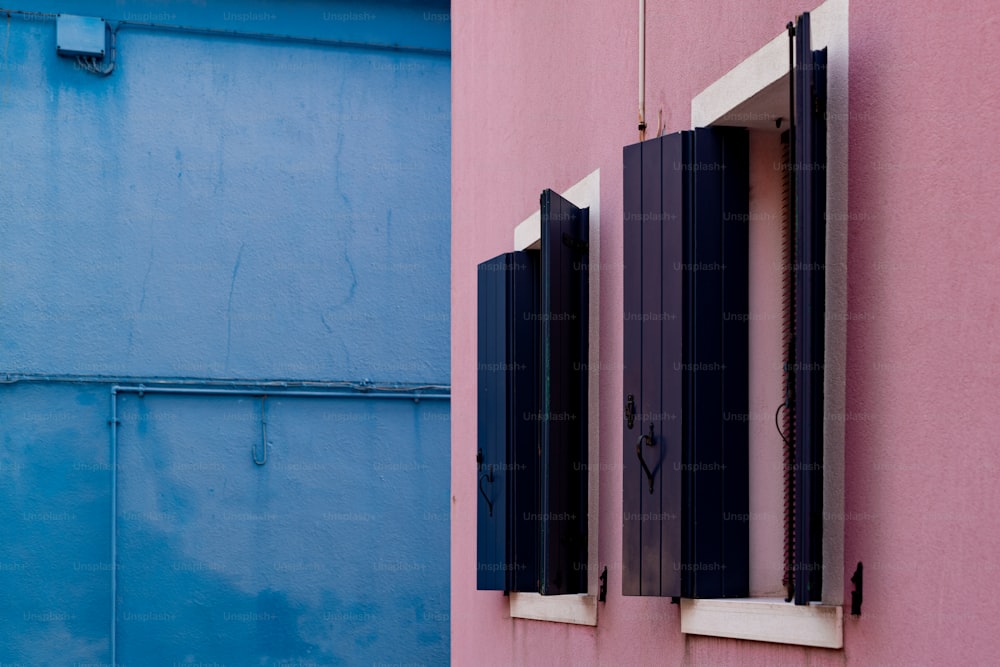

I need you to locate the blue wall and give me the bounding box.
[0,1,450,664]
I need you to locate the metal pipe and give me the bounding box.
[107,382,447,660]
[0,7,449,56]
[0,7,57,20]
[1,373,449,394]
[114,20,450,57]
[112,385,448,400]
[638,0,646,140]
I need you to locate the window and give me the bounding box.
[622,2,847,648]
[477,171,602,625]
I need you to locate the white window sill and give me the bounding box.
[509,592,598,626]
[680,597,843,648]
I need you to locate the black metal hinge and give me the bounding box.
[624,393,635,429]
[850,562,863,616]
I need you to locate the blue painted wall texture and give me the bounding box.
[0,1,450,664]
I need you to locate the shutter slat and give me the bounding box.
[660,131,686,598]
[622,141,645,596]
[639,137,664,596]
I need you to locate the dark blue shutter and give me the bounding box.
[622,128,749,599]
[682,127,750,599]
[538,190,589,595]
[622,133,685,597]
[477,252,539,591]
[793,11,827,605]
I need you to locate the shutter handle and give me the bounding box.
[477,448,495,517]
[636,424,656,495]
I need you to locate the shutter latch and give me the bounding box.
[625,394,636,429]
[477,448,495,518]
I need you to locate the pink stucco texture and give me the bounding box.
[451,0,1000,665]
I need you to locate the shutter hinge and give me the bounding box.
[850,561,863,616]
[598,566,608,602]
[562,232,589,254]
[813,91,825,116]
[625,394,636,429]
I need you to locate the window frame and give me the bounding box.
[681,0,848,648]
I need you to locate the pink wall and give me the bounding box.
[452,0,1000,664]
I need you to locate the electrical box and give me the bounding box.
[56,15,108,58]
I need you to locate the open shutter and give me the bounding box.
[622,133,685,597]
[538,190,589,595]
[793,11,827,605]
[682,127,750,599]
[477,252,539,591]
[622,127,749,599]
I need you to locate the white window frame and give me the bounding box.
[508,168,601,626]
[682,0,848,649]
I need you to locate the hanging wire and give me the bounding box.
[75,22,116,76]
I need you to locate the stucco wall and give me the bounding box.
[0,1,451,664]
[451,0,1000,665]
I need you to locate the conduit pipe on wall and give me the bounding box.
[638,0,646,141]
[0,6,450,57]
[108,383,448,665]
[0,373,450,392]
[112,19,451,57]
